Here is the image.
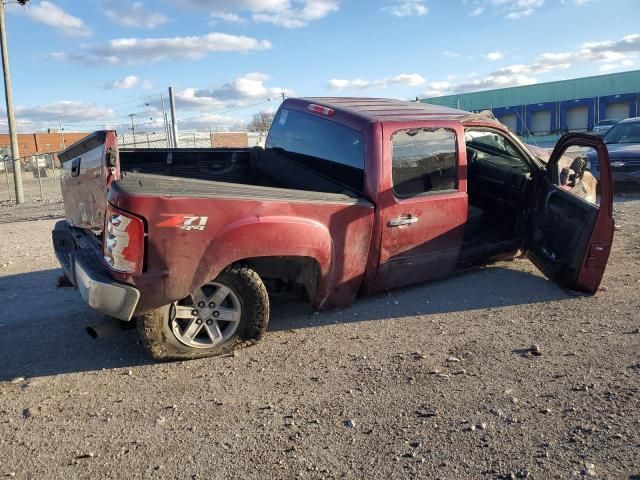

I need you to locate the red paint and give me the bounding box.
[57,98,615,317]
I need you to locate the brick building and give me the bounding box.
[0,132,89,159]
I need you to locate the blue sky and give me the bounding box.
[2,0,639,133]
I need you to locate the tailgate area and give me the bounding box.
[52,221,140,321]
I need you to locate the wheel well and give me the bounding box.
[236,256,320,302]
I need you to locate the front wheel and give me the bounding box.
[137,266,270,361]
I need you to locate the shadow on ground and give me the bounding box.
[0,263,568,380]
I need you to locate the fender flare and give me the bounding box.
[191,215,334,298]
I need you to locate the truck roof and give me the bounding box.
[300,97,488,123]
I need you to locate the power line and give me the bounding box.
[177,98,274,123]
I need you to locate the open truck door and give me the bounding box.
[526,133,614,293]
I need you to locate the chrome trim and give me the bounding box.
[74,259,140,321]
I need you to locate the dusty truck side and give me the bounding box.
[52,97,615,360]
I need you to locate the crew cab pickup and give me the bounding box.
[52,97,614,360]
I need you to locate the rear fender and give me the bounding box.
[193,216,334,302]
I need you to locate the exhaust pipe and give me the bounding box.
[86,317,134,339]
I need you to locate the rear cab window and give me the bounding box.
[266,108,365,192]
[391,128,458,197]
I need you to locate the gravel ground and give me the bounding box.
[0,195,639,479]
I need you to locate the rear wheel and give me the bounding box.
[137,266,269,361]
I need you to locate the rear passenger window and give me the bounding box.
[266,108,365,192]
[392,128,458,197]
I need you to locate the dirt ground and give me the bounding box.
[0,182,639,479]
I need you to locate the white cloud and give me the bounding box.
[16,101,114,125]
[328,73,426,90]
[177,0,339,28]
[443,50,463,59]
[422,32,640,97]
[143,73,291,114]
[179,114,249,131]
[328,78,370,90]
[505,7,535,19]
[381,1,429,17]
[464,0,545,19]
[105,75,141,90]
[253,0,339,28]
[194,72,292,102]
[484,51,504,61]
[53,32,272,64]
[210,12,246,23]
[452,74,537,92]
[386,73,427,86]
[103,1,169,29]
[14,1,90,37]
[599,59,634,72]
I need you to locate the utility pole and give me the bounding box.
[281,92,285,102]
[128,113,137,147]
[168,86,178,148]
[160,93,171,147]
[58,116,65,149]
[0,1,24,204]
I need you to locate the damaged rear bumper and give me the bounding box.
[52,221,140,321]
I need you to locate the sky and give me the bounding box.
[1,0,639,133]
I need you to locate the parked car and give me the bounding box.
[52,98,615,361]
[588,117,640,186]
[592,119,620,136]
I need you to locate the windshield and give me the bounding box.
[603,121,640,144]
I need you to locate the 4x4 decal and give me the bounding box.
[156,215,209,231]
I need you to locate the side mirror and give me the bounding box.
[560,167,573,186]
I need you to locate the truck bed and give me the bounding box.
[115,172,369,205]
[119,147,364,199]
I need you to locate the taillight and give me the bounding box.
[104,205,145,275]
[307,104,335,116]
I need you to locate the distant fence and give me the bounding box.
[1,154,62,205]
[117,131,266,149]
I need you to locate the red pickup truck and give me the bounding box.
[52,97,614,360]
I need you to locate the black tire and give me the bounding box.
[137,265,270,361]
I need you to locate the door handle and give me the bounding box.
[388,215,419,227]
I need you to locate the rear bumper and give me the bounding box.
[52,221,140,321]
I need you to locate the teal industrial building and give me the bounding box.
[421,70,640,143]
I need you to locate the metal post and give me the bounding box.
[36,156,44,201]
[129,113,137,147]
[163,112,171,147]
[160,93,170,147]
[0,1,24,204]
[147,133,151,148]
[59,116,65,149]
[48,152,55,187]
[193,132,196,148]
[169,86,179,148]
[3,156,11,203]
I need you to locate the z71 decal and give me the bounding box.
[156,215,209,231]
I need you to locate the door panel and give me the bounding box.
[526,133,614,293]
[375,192,467,291]
[374,124,467,292]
